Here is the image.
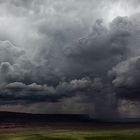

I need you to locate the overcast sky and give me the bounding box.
[0,0,140,119]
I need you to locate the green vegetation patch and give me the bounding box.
[24,134,76,140]
[0,127,140,140]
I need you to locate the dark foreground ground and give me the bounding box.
[0,112,139,140]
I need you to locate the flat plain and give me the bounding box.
[0,122,139,140]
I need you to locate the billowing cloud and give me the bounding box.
[109,56,140,100]
[0,0,140,119]
[0,77,93,104]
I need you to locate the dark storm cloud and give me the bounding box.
[109,57,140,101]
[63,17,131,77]
[0,15,139,118]
[0,77,93,105]
[0,0,140,118]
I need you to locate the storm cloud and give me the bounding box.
[0,0,140,119]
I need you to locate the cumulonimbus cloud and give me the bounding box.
[0,0,140,118]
